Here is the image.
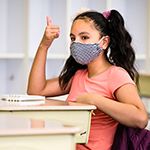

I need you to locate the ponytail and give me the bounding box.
[105,10,139,89]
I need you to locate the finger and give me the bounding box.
[50,28,60,33]
[50,25,59,29]
[54,33,59,38]
[46,16,51,26]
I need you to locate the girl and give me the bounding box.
[27,10,148,150]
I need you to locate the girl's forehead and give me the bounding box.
[71,19,96,32]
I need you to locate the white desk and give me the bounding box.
[0,98,96,144]
[0,114,80,150]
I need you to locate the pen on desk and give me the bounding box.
[91,111,96,116]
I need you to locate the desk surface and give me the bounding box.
[0,98,96,111]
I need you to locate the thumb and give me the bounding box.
[46,16,51,26]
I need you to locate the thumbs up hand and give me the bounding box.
[40,16,60,48]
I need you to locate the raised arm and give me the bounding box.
[27,16,70,96]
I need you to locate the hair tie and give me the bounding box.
[103,10,111,20]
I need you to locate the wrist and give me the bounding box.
[89,93,102,106]
[40,38,53,50]
[39,42,51,51]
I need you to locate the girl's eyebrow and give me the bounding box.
[70,32,90,36]
[79,32,90,35]
[70,33,74,37]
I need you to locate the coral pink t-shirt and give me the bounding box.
[66,66,135,150]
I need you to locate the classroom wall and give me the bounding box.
[0,0,150,129]
[0,0,149,94]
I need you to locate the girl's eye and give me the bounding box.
[82,36,89,40]
[70,37,75,41]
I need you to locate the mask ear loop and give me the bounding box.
[98,36,105,44]
[97,36,106,50]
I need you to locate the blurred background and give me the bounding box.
[0,0,149,94]
[0,0,150,129]
[0,0,150,94]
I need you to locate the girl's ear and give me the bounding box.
[100,36,110,50]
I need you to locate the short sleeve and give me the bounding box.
[108,67,136,99]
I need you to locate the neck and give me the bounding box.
[87,52,112,78]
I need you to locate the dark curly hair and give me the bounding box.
[59,10,139,90]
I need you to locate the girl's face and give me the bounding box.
[70,19,100,45]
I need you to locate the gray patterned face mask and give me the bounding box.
[70,36,105,65]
